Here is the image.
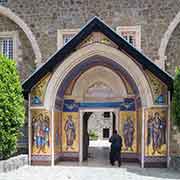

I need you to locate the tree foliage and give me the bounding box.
[172,67,180,129]
[0,54,25,159]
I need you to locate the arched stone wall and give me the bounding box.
[44,43,153,109]
[0,5,42,66]
[165,23,180,75]
[159,10,180,72]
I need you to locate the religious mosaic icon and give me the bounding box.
[64,115,76,151]
[123,116,134,151]
[32,112,50,154]
[119,111,137,153]
[31,74,51,106]
[145,108,167,156]
[146,71,167,105]
[147,112,166,155]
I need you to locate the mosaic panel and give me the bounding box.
[146,71,168,105]
[62,112,79,152]
[77,32,118,49]
[79,98,135,111]
[31,74,51,106]
[145,107,167,156]
[119,111,137,153]
[31,109,51,155]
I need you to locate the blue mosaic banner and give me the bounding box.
[63,98,135,111]
[80,102,120,108]
[63,100,79,112]
[79,98,135,111]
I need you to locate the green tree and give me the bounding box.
[0,54,25,159]
[172,67,180,129]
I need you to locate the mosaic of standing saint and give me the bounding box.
[146,111,166,156]
[123,116,134,151]
[64,115,76,151]
[119,111,137,153]
[32,113,50,154]
[145,109,167,156]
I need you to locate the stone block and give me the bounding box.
[0,154,28,173]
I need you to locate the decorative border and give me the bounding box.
[31,155,51,161]
[144,156,167,162]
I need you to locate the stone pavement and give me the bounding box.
[0,164,180,180]
[0,144,179,180]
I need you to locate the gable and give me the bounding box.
[22,17,173,99]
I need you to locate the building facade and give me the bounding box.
[0,0,180,167]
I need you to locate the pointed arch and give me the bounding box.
[44,43,153,109]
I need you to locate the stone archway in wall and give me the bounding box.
[0,5,42,66]
[52,59,143,165]
[159,10,180,71]
[43,43,154,167]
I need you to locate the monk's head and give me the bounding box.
[113,130,117,134]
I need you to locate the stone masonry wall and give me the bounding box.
[0,15,35,80]
[0,155,28,173]
[1,0,180,72]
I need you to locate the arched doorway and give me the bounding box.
[50,54,144,166]
[43,44,155,167]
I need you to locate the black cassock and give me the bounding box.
[109,134,122,165]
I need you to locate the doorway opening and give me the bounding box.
[81,109,118,166]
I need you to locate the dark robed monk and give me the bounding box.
[109,130,122,167]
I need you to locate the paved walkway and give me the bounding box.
[0,164,180,180]
[1,143,179,180]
